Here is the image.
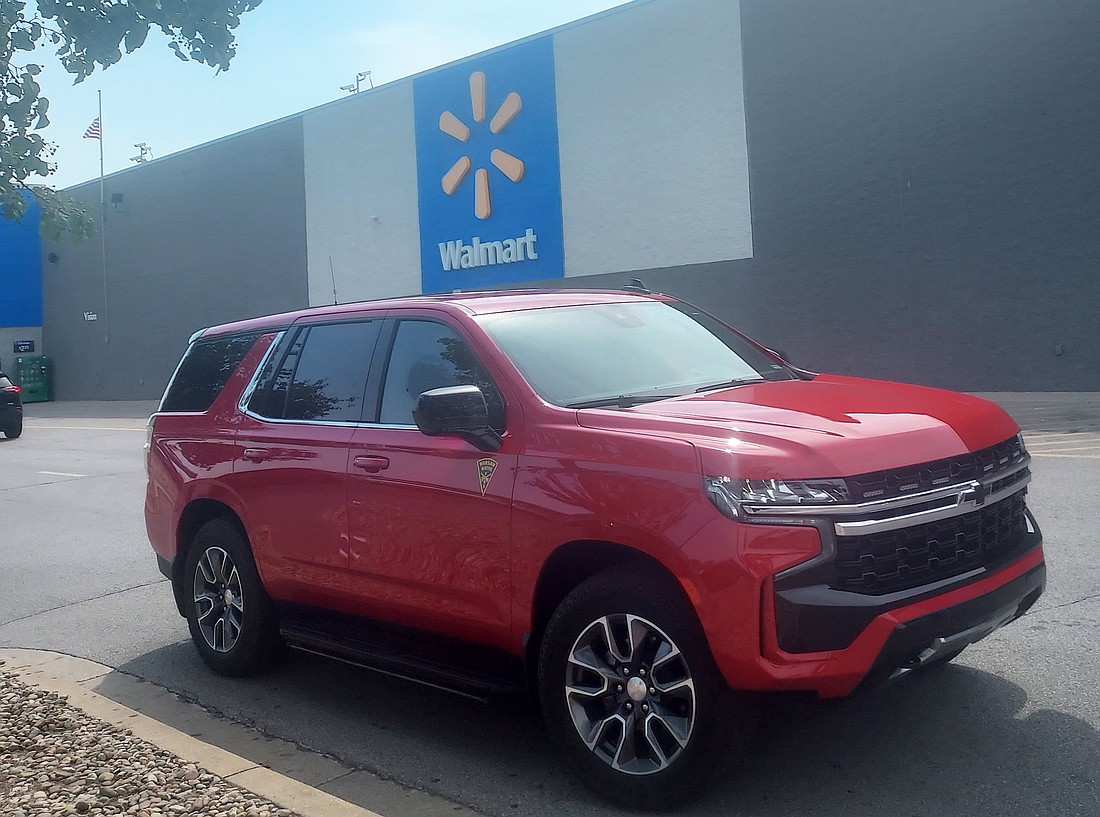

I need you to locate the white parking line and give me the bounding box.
[1023,432,1100,457]
[1025,433,1100,443]
[37,471,87,478]
[23,424,146,432]
[1030,453,1100,459]
[1027,444,1100,454]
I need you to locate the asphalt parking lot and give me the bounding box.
[1,396,1098,816]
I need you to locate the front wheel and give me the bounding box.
[538,568,756,809]
[182,518,281,676]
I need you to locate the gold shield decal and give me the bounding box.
[477,458,498,496]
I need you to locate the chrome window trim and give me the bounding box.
[237,329,403,430]
[238,330,286,417]
[238,414,364,429]
[237,330,364,428]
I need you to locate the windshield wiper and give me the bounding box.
[566,393,683,409]
[694,377,766,393]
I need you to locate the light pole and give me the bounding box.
[340,70,373,94]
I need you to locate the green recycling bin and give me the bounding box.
[16,355,50,403]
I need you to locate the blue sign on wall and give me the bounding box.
[414,36,565,294]
[0,194,43,327]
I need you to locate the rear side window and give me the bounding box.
[161,333,261,412]
[0,376,13,389]
[249,321,379,422]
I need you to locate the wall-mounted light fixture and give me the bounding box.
[131,142,152,163]
[341,71,373,94]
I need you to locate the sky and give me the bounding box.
[28,0,630,190]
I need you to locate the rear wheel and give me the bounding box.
[538,568,757,809]
[3,415,22,438]
[183,518,281,676]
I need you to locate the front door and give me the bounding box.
[346,317,517,648]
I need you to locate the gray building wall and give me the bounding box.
[535,0,1100,391]
[44,118,308,400]
[41,0,1100,397]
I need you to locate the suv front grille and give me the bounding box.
[835,491,1029,595]
[845,436,1026,503]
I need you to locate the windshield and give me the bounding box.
[477,300,794,407]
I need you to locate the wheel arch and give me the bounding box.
[171,499,249,617]
[525,540,695,685]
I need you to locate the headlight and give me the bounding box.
[705,476,849,519]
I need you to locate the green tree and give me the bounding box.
[1,0,262,239]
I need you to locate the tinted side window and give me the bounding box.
[379,320,504,429]
[161,333,260,412]
[284,322,377,422]
[249,330,305,419]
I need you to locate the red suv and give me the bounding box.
[145,288,1044,807]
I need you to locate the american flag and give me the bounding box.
[83,117,101,140]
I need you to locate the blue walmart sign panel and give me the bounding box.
[414,36,564,294]
[0,195,43,327]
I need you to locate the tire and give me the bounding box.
[538,567,757,810]
[4,415,22,438]
[182,518,281,676]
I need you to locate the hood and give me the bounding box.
[575,374,1019,479]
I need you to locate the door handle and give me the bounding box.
[241,448,271,463]
[353,455,390,473]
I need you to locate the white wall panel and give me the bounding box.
[554,0,752,276]
[303,85,422,305]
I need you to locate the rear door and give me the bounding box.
[345,315,518,648]
[230,319,382,605]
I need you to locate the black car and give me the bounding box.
[0,372,23,438]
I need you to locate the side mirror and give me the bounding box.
[414,385,502,452]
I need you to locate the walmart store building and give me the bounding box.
[12,0,1100,399]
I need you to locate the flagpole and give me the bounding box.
[98,90,108,345]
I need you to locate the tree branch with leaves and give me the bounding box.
[1,0,262,240]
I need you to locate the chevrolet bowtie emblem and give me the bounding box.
[959,481,988,506]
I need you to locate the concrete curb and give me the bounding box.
[1,648,385,817]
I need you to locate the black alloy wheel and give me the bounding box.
[538,567,757,809]
[182,518,281,676]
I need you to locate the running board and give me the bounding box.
[278,609,527,700]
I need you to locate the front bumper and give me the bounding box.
[683,507,1045,699]
[857,557,1044,689]
[773,505,1042,654]
[756,543,1045,697]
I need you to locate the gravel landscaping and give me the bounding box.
[0,661,300,817]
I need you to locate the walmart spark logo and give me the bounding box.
[413,36,564,293]
[438,71,525,220]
